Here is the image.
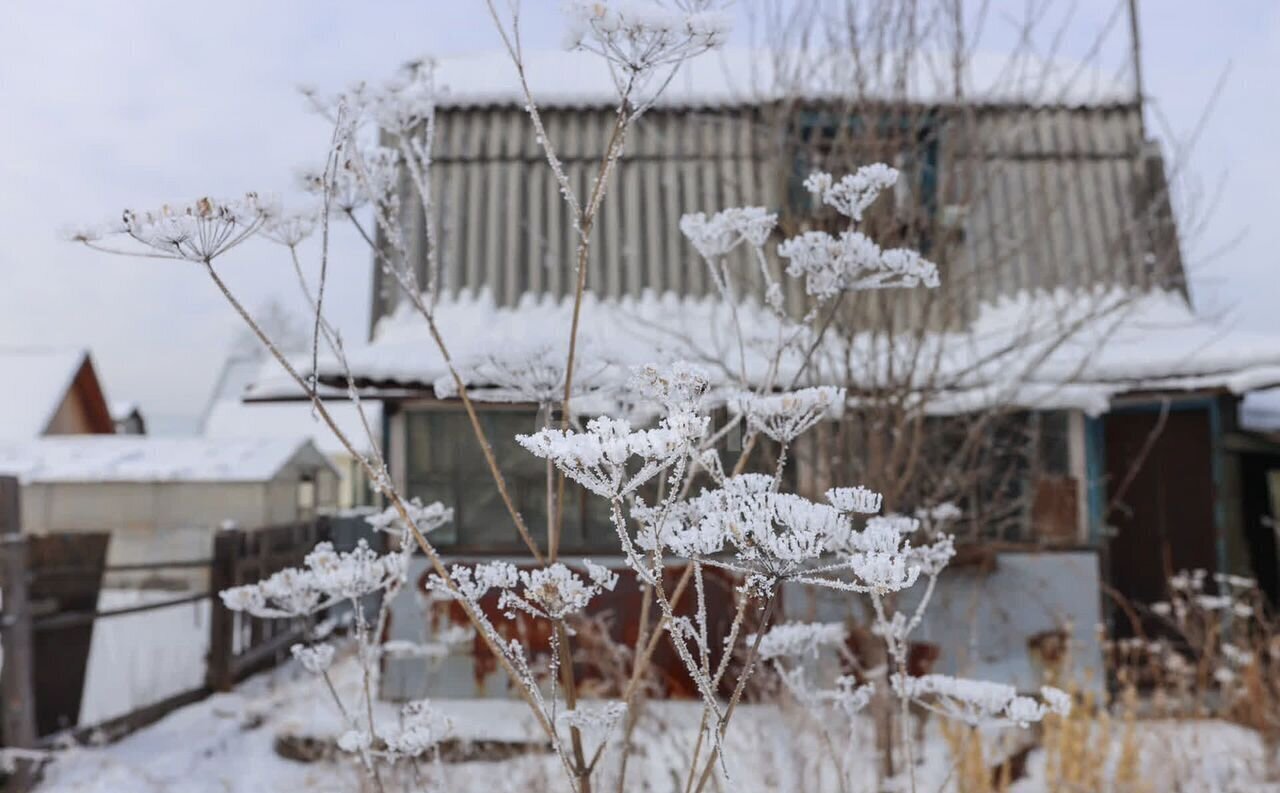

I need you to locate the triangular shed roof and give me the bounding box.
[0,348,114,440]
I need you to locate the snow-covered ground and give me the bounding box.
[32,653,1280,793]
[78,590,210,727]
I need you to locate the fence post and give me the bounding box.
[0,477,37,791]
[206,529,238,693]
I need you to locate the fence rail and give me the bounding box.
[0,475,341,791]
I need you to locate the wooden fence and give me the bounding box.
[207,520,327,692]
[0,476,342,789]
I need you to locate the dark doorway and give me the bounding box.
[1239,452,1280,606]
[1103,406,1218,632]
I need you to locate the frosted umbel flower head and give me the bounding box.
[776,168,941,299]
[428,560,619,621]
[641,474,862,585]
[365,498,454,536]
[298,145,399,214]
[71,194,279,263]
[629,360,710,413]
[892,674,1071,727]
[434,341,617,407]
[518,412,707,499]
[302,58,440,136]
[563,2,731,95]
[679,207,777,259]
[260,205,320,247]
[220,540,402,618]
[290,642,335,674]
[755,621,848,660]
[826,486,883,515]
[804,165,899,222]
[732,387,845,444]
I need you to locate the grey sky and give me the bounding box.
[1,1,1277,430]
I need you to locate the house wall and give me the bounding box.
[786,550,1105,692]
[380,551,1103,700]
[20,481,271,568]
[18,473,335,588]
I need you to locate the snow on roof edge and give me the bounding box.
[293,286,1280,417]
[428,48,1137,110]
[0,436,338,485]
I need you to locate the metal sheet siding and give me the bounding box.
[373,102,1183,333]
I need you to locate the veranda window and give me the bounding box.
[404,407,616,554]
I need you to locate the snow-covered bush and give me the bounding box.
[70,2,1068,790]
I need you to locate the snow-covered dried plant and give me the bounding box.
[260,205,320,247]
[70,194,278,263]
[518,413,707,500]
[66,3,1073,790]
[433,342,618,407]
[629,360,710,414]
[365,497,454,536]
[891,674,1071,728]
[299,145,400,214]
[773,166,942,300]
[291,641,336,674]
[562,1,731,99]
[826,485,884,515]
[219,540,402,619]
[1120,568,1280,729]
[731,386,845,444]
[679,207,777,259]
[499,561,620,621]
[755,621,848,661]
[804,165,899,222]
[430,560,619,621]
[383,700,453,760]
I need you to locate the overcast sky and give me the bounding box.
[2,1,1277,431]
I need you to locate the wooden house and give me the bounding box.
[248,50,1280,691]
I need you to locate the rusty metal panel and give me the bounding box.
[382,558,753,701]
[1032,475,1081,546]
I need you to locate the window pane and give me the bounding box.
[404,407,640,554]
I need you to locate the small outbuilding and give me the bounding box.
[0,437,339,583]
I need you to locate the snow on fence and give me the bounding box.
[0,476,346,786]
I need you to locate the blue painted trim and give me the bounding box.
[1084,414,1107,545]
[1207,399,1228,578]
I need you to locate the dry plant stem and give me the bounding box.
[310,118,341,397]
[346,214,545,563]
[555,621,591,793]
[550,104,632,551]
[684,587,752,793]
[683,709,712,793]
[787,292,847,389]
[201,260,574,773]
[692,588,781,793]
[601,563,696,785]
[730,432,761,478]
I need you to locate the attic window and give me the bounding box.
[786,108,940,252]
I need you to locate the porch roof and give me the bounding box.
[245,288,1280,417]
